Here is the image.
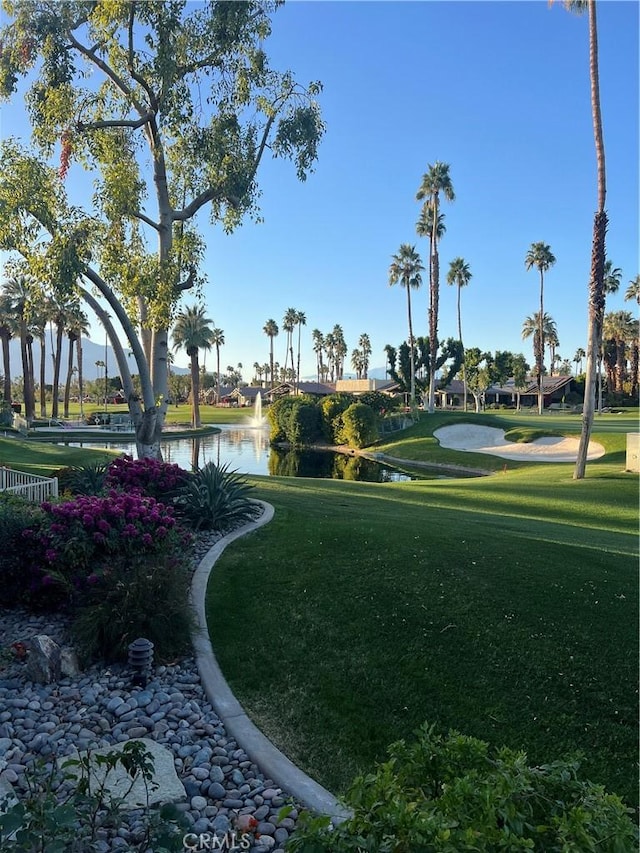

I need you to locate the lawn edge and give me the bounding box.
[190,500,350,821]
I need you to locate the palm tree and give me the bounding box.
[311,329,325,383]
[211,327,225,404]
[324,331,336,382]
[547,328,560,376]
[603,310,635,394]
[446,257,472,410]
[388,244,424,405]
[4,273,36,420]
[624,276,639,398]
[558,0,608,478]
[358,333,372,379]
[351,348,363,379]
[624,274,639,305]
[573,347,586,375]
[171,305,214,428]
[525,242,556,414]
[64,306,89,418]
[0,291,14,403]
[332,324,347,381]
[263,319,278,389]
[295,309,306,392]
[282,308,297,378]
[31,300,53,418]
[522,312,558,405]
[416,161,455,412]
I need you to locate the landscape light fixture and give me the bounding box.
[127,637,154,686]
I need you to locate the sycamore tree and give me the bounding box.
[0,0,324,458]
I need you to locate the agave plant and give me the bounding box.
[55,462,109,495]
[176,462,258,532]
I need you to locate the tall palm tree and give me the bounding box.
[358,333,372,379]
[603,310,635,394]
[446,257,472,410]
[525,242,556,414]
[558,1,608,477]
[573,347,586,375]
[211,327,225,405]
[522,312,558,404]
[416,161,455,412]
[324,331,336,382]
[624,276,639,398]
[295,309,306,392]
[282,308,297,378]
[0,291,14,403]
[351,348,363,379]
[31,300,53,418]
[4,273,36,420]
[263,319,278,389]
[332,324,347,381]
[311,328,325,383]
[64,306,89,418]
[171,305,214,428]
[547,327,560,376]
[388,244,424,405]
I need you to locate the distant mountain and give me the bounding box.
[6,338,189,383]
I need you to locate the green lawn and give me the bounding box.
[207,411,639,808]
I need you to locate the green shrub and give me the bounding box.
[53,462,109,496]
[358,391,398,414]
[72,550,194,663]
[319,394,355,442]
[268,396,301,443]
[175,462,259,532]
[338,402,379,448]
[285,399,322,447]
[0,494,47,608]
[287,724,638,852]
[0,741,188,851]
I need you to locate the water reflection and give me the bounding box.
[65,425,434,481]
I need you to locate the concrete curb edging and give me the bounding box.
[190,500,350,822]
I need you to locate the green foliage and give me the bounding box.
[72,550,194,664]
[357,391,400,414]
[268,395,323,447]
[0,493,46,607]
[286,399,323,447]
[319,393,356,442]
[268,395,300,443]
[53,462,109,495]
[0,401,12,426]
[287,724,638,852]
[0,741,187,851]
[337,403,379,449]
[175,462,258,532]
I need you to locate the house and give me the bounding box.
[265,381,336,402]
[335,378,398,395]
[437,376,577,409]
[202,386,235,405]
[229,386,264,407]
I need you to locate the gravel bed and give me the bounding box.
[0,528,301,852]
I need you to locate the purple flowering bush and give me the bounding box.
[20,491,192,610]
[105,455,189,501]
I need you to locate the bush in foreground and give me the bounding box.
[287,724,638,852]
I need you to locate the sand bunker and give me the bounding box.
[433,424,605,463]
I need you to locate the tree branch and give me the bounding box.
[132,210,161,232]
[76,114,154,131]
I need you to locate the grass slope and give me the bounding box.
[207,412,639,807]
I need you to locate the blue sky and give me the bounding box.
[2,0,639,381]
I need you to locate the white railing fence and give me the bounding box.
[0,467,58,502]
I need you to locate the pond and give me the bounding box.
[62,425,452,482]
